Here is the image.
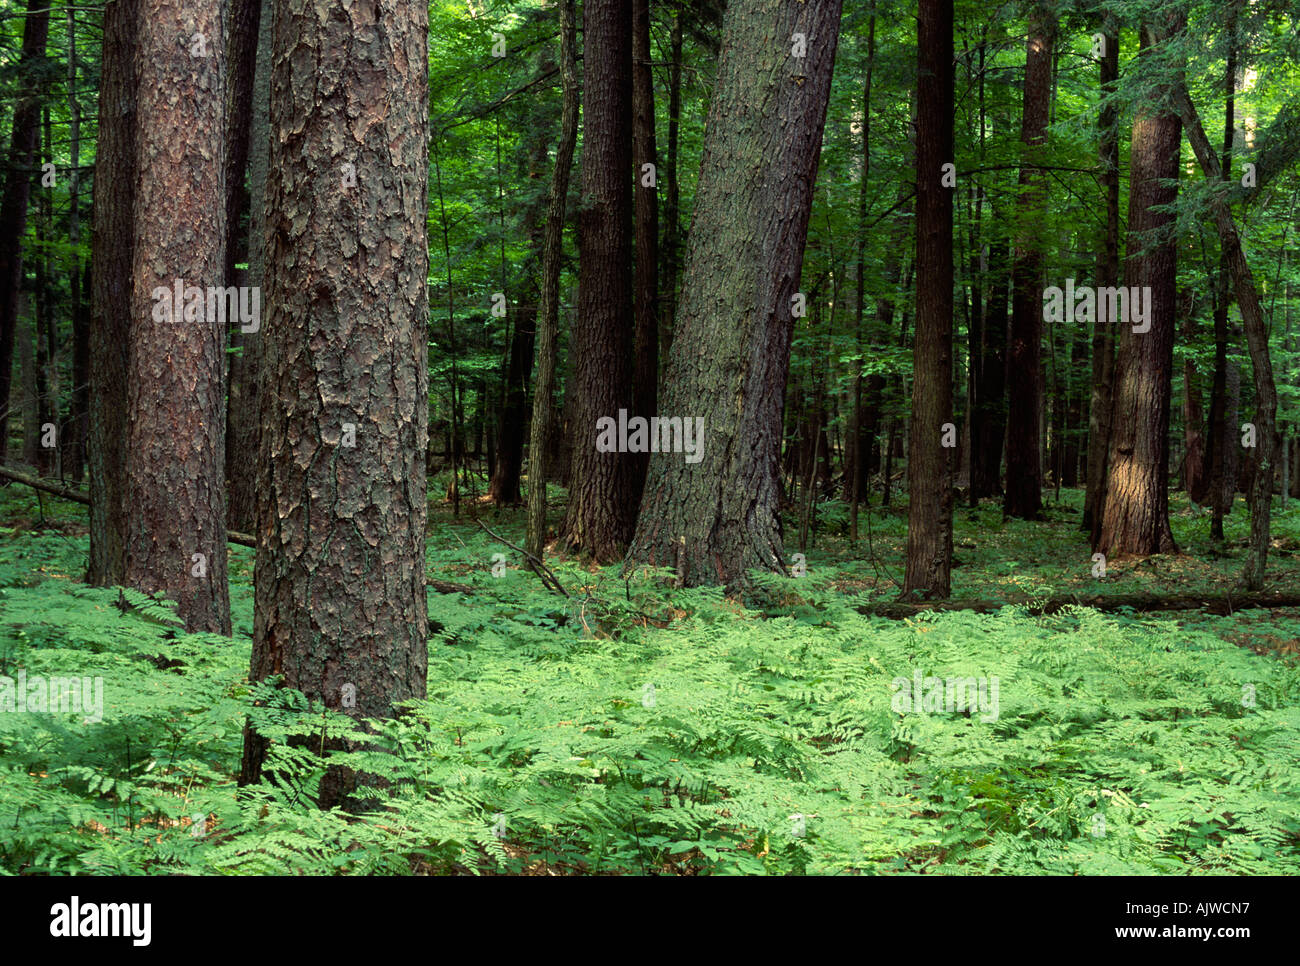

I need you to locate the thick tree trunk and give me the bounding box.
[124,0,231,633]
[1097,17,1184,558]
[0,0,50,466]
[88,0,138,585]
[241,0,431,807]
[903,0,954,599]
[525,0,579,559]
[627,0,842,589]
[560,0,637,561]
[1003,2,1054,520]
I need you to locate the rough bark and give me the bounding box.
[240,0,430,807]
[88,0,137,585]
[124,0,231,633]
[627,0,842,589]
[1097,17,1184,558]
[903,0,954,599]
[561,0,637,560]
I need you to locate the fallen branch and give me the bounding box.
[0,465,256,548]
[858,591,1300,620]
[475,518,569,597]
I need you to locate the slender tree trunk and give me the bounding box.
[0,0,50,466]
[1207,5,1237,542]
[631,0,659,502]
[1097,15,1185,558]
[64,3,88,483]
[527,0,579,559]
[1084,16,1119,539]
[1004,2,1055,520]
[848,12,875,543]
[241,0,430,806]
[88,0,138,585]
[226,0,271,533]
[904,0,954,599]
[627,0,842,589]
[1172,79,1281,590]
[223,0,264,533]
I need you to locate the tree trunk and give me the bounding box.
[1097,16,1184,558]
[561,0,637,560]
[0,0,50,467]
[223,0,265,533]
[88,0,138,585]
[1003,2,1054,520]
[526,0,579,559]
[627,0,842,589]
[124,0,231,633]
[903,0,954,599]
[64,4,88,483]
[241,0,430,808]
[1082,18,1118,539]
[1172,78,1282,590]
[631,0,659,502]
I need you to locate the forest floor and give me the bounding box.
[1,477,1298,874]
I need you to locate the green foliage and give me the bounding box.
[2,523,1298,875]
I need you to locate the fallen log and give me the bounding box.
[0,465,256,548]
[859,591,1300,619]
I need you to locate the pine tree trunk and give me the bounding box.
[904,0,954,599]
[241,0,430,807]
[88,0,138,585]
[1097,15,1185,558]
[627,0,842,589]
[561,0,637,560]
[124,0,231,633]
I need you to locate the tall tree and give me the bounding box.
[241,0,430,807]
[223,0,264,533]
[0,0,50,466]
[1097,15,1184,557]
[124,0,231,632]
[1003,1,1055,520]
[904,0,953,599]
[1172,82,1281,590]
[88,0,138,585]
[526,0,579,559]
[1083,15,1119,539]
[560,0,637,560]
[223,0,269,533]
[627,0,842,588]
[631,0,659,501]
